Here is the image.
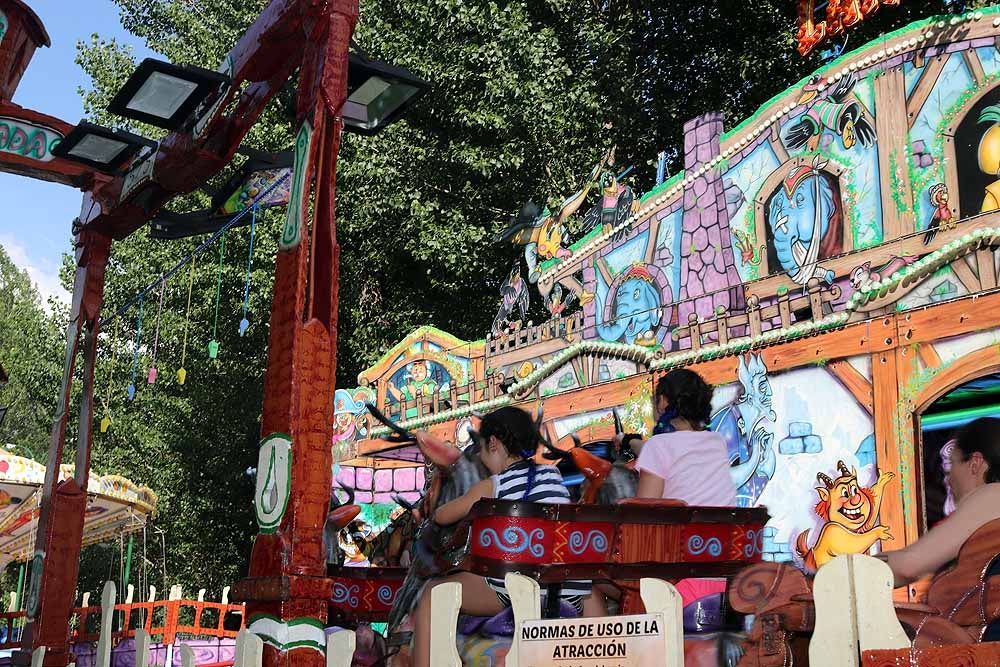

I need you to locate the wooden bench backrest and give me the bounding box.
[927,517,1000,628]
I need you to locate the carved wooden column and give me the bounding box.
[13,227,112,666]
[232,1,358,665]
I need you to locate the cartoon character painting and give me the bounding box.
[710,353,777,507]
[978,105,1000,213]
[580,152,639,243]
[494,150,612,284]
[593,264,664,346]
[795,460,895,571]
[732,229,765,266]
[491,262,530,336]
[783,73,876,153]
[387,361,439,404]
[923,183,954,245]
[333,388,374,458]
[849,255,918,291]
[765,159,842,285]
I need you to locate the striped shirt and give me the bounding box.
[485,460,591,600]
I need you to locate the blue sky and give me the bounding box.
[0,1,156,305]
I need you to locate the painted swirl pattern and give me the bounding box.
[377,584,398,605]
[332,583,359,607]
[479,526,546,557]
[687,534,723,557]
[568,530,610,555]
[744,529,762,558]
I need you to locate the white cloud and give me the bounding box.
[0,234,70,310]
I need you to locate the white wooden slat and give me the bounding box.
[852,555,909,652]
[133,628,151,667]
[810,555,860,667]
[96,580,117,667]
[326,629,356,667]
[641,578,684,667]
[179,644,194,667]
[429,582,463,667]
[505,573,541,667]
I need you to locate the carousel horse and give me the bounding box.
[729,517,1000,666]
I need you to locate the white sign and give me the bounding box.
[518,613,666,667]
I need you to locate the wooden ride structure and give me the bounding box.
[730,517,1000,666]
[330,5,1000,664]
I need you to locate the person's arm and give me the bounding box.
[885,488,994,586]
[434,478,494,526]
[636,469,665,498]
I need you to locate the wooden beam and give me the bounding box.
[645,215,661,266]
[871,348,918,574]
[827,360,875,414]
[874,67,916,239]
[898,288,1000,345]
[769,124,789,164]
[963,48,987,87]
[595,256,614,288]
[906,54,948,129]
[947,256,981,294]
[916,342,942,370]
[976,248,997,290]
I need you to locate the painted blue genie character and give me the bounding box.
[709,353,777,507]
[766,162,842,286]
[593,264,662,346]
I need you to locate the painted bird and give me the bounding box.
[784,73,876,152]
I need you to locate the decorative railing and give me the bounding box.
[0,597,244,651]
[485,311,585,357]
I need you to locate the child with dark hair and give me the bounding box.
[409,406,588,667]
[634,368,737,506]
[588,368,737,614]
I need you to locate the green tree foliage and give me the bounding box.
[71,0,972,593]
[0,245,64,462]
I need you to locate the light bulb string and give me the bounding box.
[212,232,226,339]
[180,257,196,368]
[241,205,258,321]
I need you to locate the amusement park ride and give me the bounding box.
[5,0,1000,665]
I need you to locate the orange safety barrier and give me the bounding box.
[0,600,245,651]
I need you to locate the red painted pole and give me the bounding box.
[13,229,112,666]
[231,1,357,665]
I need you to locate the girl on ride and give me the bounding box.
[410,406,588,667]
[633,368,737,505]
[879,417,1000,588]
[586,368,737,615]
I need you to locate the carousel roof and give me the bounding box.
[0,449,157,563]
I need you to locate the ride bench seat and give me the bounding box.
[729,517,1000,667]
[435,499,769,667]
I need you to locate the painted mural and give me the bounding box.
[342,10,1000,606]
[708,356,881,565]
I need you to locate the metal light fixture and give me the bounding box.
[343,51,429,135]
[50,121,156,172]
[149,147,292,240]
[108,58,229,130]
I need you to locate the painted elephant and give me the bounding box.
[594,264,663,345]
[766,163,841,286]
